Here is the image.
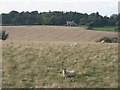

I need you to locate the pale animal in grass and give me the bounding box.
[101,40,105,43]
[63,68,76,77]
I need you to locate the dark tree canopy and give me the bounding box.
[117,14,120,31]
[1,10,117,27]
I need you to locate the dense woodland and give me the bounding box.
[0,10,118,27]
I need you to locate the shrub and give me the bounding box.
[0,30,9,40]
[96,37,118,43]
[87,22,93,30]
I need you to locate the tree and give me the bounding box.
[80,18,88,25]
[117,14,120,31]
[87,22,93,30]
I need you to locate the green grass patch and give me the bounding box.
[93,26,116,32]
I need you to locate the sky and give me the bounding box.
[0,0,119,17]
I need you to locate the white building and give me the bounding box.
[66,21,76,26]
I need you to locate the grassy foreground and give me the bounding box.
[2,41,118,88]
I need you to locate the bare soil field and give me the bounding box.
[2,26,118,42]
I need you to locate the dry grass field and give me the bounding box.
[1,26,118,88]
[2,41,118,88]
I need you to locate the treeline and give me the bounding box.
[1,10,118,27]
[117,14,120,30]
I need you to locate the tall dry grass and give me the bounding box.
[2,41,118,88]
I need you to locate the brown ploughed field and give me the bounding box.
[2,26,117,42]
